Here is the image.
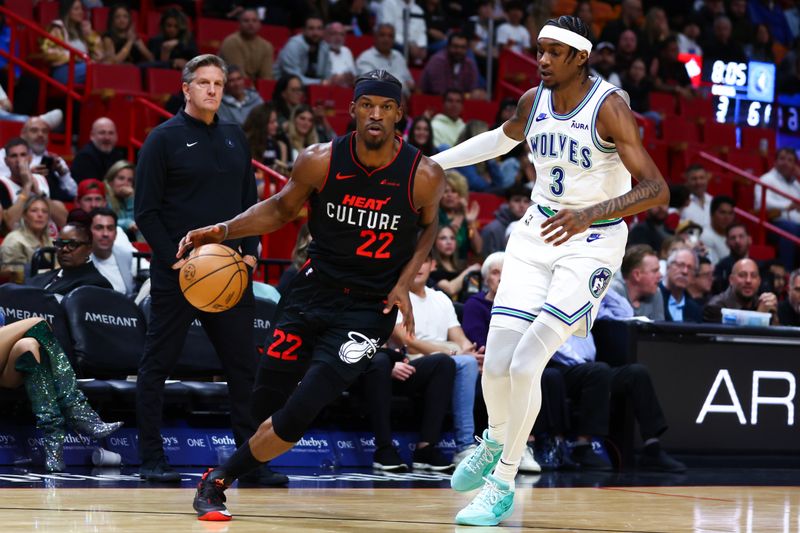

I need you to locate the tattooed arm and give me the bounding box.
[541,92,669,246]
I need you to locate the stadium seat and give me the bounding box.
[308,84,352,111]
[89,63,143,94]
[0,284,73,358]
[707,171,735,197]
[740,127,776,157]
[327,111,352,136]
[497,48,539,100]
[145,67,181,100]
[749,243,776,261]
[256,78,277,100]
[5,0,34,21]
[727,152,765,176]
[702,121,736,151]
[35,1,59,28]
[0,120,24,145]
[345,34,373,58]
[471,191,505,226]
[661,116,699,144]
[195,17,238,54]
[648,92,677,117]
[462,99,499,125]
[409,93,442,118]
[263,24,291,52]
[679,96,714,121]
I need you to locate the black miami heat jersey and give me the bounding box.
[307,132,423,294]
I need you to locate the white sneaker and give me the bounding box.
[38,109,63,130]
[453,445,477,466]
[518,444,541,473]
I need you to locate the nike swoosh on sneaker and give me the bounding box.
[336,172,357,180]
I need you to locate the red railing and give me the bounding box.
[0,6,92,153]
[699,151,800,246]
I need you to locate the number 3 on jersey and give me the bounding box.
[356,229,393,259]
[549,166,565,196]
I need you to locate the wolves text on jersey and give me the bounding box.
[529,132,592,170]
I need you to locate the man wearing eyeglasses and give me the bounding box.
[658,248,703,323]
[28,222,112,301]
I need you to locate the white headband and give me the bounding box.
[538,25,593,53]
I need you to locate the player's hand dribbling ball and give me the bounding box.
[179,244,248,312]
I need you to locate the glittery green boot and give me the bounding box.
[15,351,66,472]
[23,321,123,439]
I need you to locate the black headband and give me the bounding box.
[353,80,402,105]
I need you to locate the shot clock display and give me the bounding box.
[709,60,776,128]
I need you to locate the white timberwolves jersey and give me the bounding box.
[525,76,631,216]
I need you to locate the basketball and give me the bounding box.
[179,243,248,313]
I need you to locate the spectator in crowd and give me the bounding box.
[276,224,311,295]
[329,0,372,37]
[600,0,643,45]
[639,6,670,64]
[702,15,747,65]
[431,89,466,149]
[702,195,735,264]
[378,0,428,66]
[681,164,713,230]
[362,346,456,472]
[611,244,665,320]
[406,116,436,157]
[419,33,482,97]
[0,117,74,202]
[439,171,481,261]
[694,0,726,36]
[496,1,530,54]
[621,58,656,118]
[748,0,793,46]
[756,147,800,270]
[688,256,714,306]
[421,0,449,54]
[573,1,598,43]
[462,251,504,347]
[778,268,800,326]
[712,222,751,293]
[88,207,134,297]
[147,7,197,71]
[549,290,686,472]
[0,194,53,283]
[0,138,67,230]
[101,4,154,65]
[628,205,670,252]
[71,117,125,183]
[271,75,305,128]
[74,179,106,215]
[243,103,290,188]
[480,182,530,256]
[284,104,319,164]
[430,225,481,299]
[658,235,688,278]
[650,35,696,99]
[677,17,703,56]
[325,22,356,87]
[355,24,415,93]
[390,255,481,466]
[728,0,754,45]
[452,120,510,192]
[675,219,710,264]
[273,15,332,86]
[590,42,622,87]
[219,8,274,81]
[763,260,787,298]
[41,0,103,84]
[216,64,263,126]
[659,248,703,323]
[745,24,776,63]
[463,0,499,79]
[704,258,779,324]
[28,222,112,299]
[616,29,639,74]
[103,160,139,242]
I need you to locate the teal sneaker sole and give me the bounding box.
[454,502,514,526]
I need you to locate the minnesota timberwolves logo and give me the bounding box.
[339,332,379,364]
[589,268,612,298]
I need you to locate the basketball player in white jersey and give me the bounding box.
[431,16,669,526]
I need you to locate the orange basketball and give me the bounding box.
[179,243,248,313]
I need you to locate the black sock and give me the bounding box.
[217,441,264,485]
[643,441,661,456]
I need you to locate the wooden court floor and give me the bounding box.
[0,485,797,532]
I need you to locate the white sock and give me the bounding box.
[493,459,518,488]
[482,326,523,446]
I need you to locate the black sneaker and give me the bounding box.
[140,457,181,482]
[239,463,290,486]
[193,468,231,521]
[570,444,613,471]
[372,446,408,472]
[412,446,454,472]
[639,444,687,473]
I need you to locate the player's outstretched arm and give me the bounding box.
[541,93,669,246]
[177,143,330,258]
[430,88,537,170]
[383,157,446,336]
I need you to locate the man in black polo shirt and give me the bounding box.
[134,54,284,485]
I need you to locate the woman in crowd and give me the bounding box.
[0,317,122,471]
[147,8,197,70]
[101,4,153,65]
[243,103,290,197]
[41,0,103,83]
[430,224,481,300]
[0,195,53,283]
[277,224,312,295]
[284,104,319,164]
[639,6,670,64]
[103,160,139,241]
[272,75,305,129]
[406,116,437,157]
[572,0,597,43]
[745,24,775,63]
[438,171,481,261]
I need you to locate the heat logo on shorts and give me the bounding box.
[339,331,379,364]
[589,267,612,298]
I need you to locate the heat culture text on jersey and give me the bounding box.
[325,194,402,231]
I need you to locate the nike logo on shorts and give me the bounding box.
[336,172,357,180]
[586,233,604,243]
[186,141,199,147]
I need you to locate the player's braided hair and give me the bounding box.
[543,16,591,75]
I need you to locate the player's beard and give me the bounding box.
[362,131,387,150]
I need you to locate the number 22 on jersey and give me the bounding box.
[356,229,393,259]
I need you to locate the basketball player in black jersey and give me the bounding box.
[178,70,445,521]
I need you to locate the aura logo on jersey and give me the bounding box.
[589,267,612,298]
[339,331,380,364]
